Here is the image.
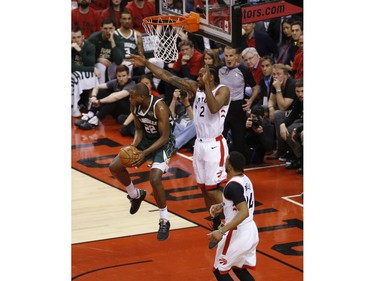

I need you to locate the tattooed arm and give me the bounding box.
[129,54,198,97]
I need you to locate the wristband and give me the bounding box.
[276,90,282,94]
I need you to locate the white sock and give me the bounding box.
[160,207,169,222]
[125,182,138,199]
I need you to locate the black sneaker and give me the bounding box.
[278,151,291,162]
[157,219,170,241]
[285,158,302,170]
[127,189,147,215]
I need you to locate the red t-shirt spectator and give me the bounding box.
[72,8,101,38]
[126,0,156,33]
[173,49,203,77]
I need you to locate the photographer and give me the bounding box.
[244,105,274,164]
[169,89,196,153]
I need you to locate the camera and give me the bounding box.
[251,117,260,129]
[179,90,188,99]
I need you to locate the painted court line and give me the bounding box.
[281,194,304,207]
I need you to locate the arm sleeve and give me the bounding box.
[224,182,246,206]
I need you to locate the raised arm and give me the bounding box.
[201,65,230,114]
[129,54,198,96]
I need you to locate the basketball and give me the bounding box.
[119,146,140,167]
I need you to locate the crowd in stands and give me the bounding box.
[71,0,303,173]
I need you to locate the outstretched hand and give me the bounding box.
[128,54,147,67]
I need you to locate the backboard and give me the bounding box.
[155,0,242,48]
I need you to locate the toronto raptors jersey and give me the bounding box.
[193,84,230,139]
[223,174,255,224]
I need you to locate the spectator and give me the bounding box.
[202,49,223,68]
[280,79,303,171]
[164,39,203,105]
[115,9,145,78]
[125,0,156,33]
[241,47,263,107]
[257,56,275,109]
[88,18,125,83]
[76,64,135,129]
[242,47,263,85]
[218,46,258,161]
[169,89,196,152]
[266,64,296,161]
[172,39,203,80]
[71,27,100,117]
[267,15,302,47]
[139,74,161,98]
[72,0,101,39]
[282,20,303,66]
[241,22,278,58]
[100,0,127,28]
[275,18,294,64]
[291,34,303,79]
[91,0,110,12]
[244,105,274,164]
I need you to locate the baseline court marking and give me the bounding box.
[281,194,304,207]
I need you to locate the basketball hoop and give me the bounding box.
[142,12,200,63]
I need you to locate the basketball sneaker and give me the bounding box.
[157,219,170,241]
[127,189,147,215]
[79,116,99,130]
[75,111,94,127]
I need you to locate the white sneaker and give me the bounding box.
[88,115,99,126]
[81,111,94,121]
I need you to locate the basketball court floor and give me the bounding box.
[71,116,303,280]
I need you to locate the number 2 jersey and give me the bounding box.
[193,84,230,139]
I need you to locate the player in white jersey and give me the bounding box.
[208,151,259,281]
[129,54,231,247]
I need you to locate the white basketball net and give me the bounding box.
[143,16,186,63]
